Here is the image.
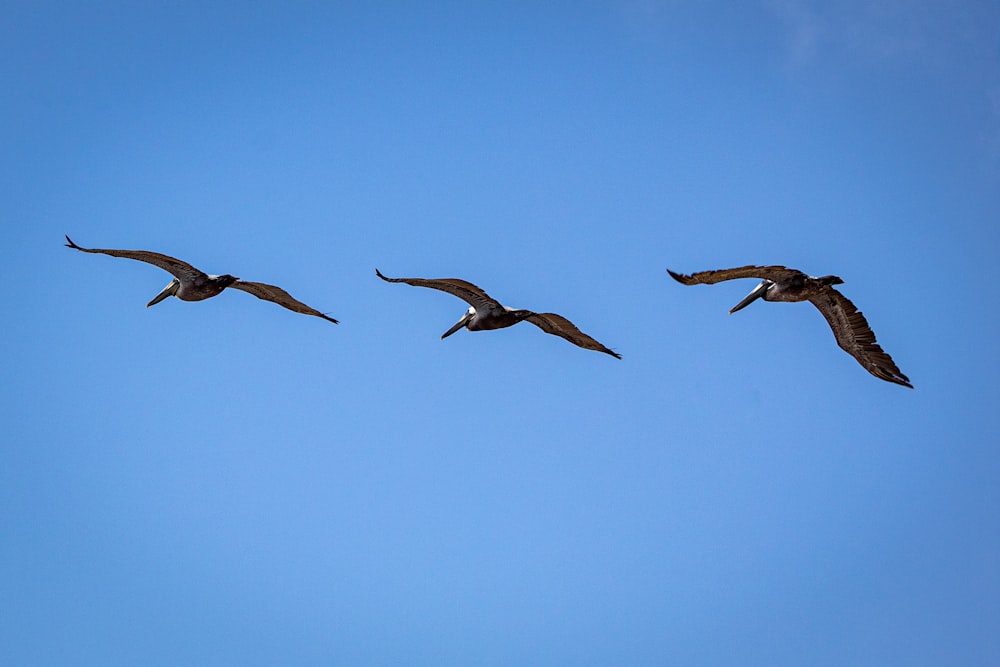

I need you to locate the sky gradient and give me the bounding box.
[3,2,999,665]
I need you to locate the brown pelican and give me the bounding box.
[65,235,338,324]
[667,265,911,388]
[375,269,621,358]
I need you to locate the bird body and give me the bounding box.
[748,273,843,303]
[148,274,238,304]
[376,269,620,358]
[65,235,337,324]
[464,305,532,331]
[667,265,911,388]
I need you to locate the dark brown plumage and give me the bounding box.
[376,269,620,358]
[668,265,911,388]
[65,235,338,324]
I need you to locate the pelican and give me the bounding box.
[65,235,338,324]
[375,269,621,358]
[667,265,911,388]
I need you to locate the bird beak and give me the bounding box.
[147,280,178,307]
[441,311,473,339]
[729,281,767,314]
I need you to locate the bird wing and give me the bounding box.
[667,265,804,285]
[375,269,502,311]
[807,287,911,388]
[229,281,338,324]
[525,312,621,359]
[65,235,207,284]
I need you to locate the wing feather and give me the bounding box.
[65,235,206,284]
[229,281,338,324]
[807,287,911,388]
[667,265,804,285]
[525,312,621,359]
[375,269,502,311]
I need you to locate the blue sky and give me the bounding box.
[2,1,999,664]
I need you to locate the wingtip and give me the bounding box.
[666,268,690,284]
[875,365,912,389]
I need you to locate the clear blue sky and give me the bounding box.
[3,2,998,664]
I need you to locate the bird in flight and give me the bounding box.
[376,269,620,358]
[667,265,910,387]
[65,235,338,324]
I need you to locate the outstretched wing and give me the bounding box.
[228,281,338,324]
[65,235,207,284]
[375,269,502,311]
[807,287,911,388]
[525,312,621,359]
[667,265,805,285]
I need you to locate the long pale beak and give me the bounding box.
[147,279,178,307]
[729,281,767,314]
[441,311,473,339]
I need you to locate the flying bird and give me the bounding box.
[667,265,911,387]
[375,269,620,358]
[65,235,338,324]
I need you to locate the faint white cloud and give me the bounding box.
[765,0,822,69]
[764,0,999,70]
[618,0,684,44]
[767,1,1000,165]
